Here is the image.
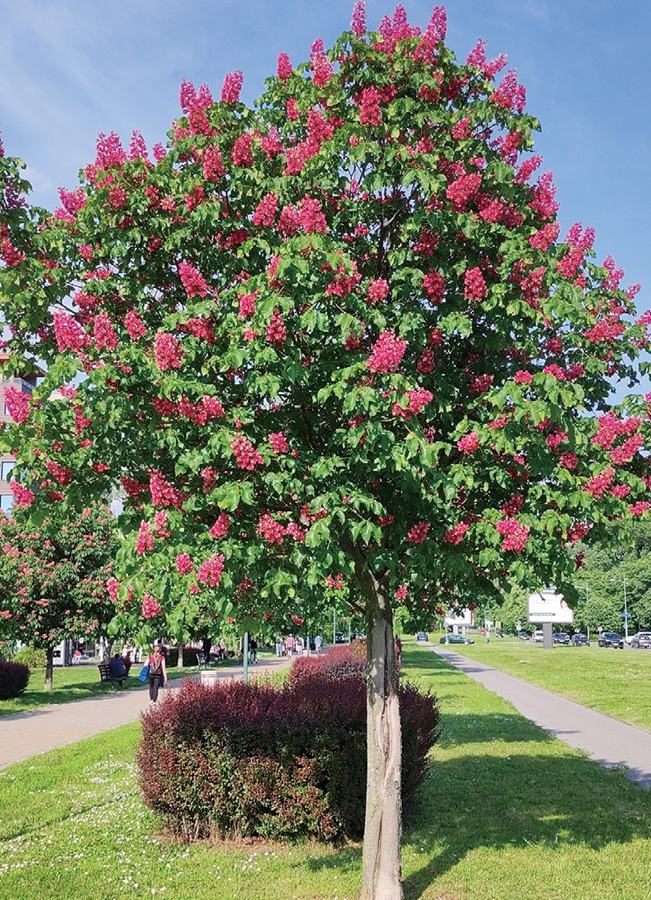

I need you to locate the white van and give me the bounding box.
[533,630,544,643]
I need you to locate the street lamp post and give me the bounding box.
[623,576,629,641]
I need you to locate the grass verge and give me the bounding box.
[1,641,649,899]
[431,635,651,731]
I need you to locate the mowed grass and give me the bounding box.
[1,641,650,899]
[434,635,651,731]
[0,662,205,717]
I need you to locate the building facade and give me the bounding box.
[0,352,39,514]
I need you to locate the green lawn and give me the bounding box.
[1,641,650,899]
[433,635,651,731]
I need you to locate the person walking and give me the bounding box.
[147,643,167,702]
[314,634,323,654]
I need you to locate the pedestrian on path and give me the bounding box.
[147,644,167,702]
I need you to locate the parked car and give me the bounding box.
[532,630,544,643]
[598,632,624,649]
[570,634,589,646]
[630,632,651,649]
[439,634,474,645]
[517,631,530,640]
[553,632,570,645]
[415,632,429,642]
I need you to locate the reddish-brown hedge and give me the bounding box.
[138,648,438,843]
[0,659,30,700]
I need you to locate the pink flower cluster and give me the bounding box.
[582,467,616,499]
[466,39,507,78]
[367,331,408,374]
[252,192,278,227]
[136,521,154,555]
[221,70,243,104]
[592,414,641,450]
[232,132,254,167]
[258,513,286,544]
[611,433,644,465]
[299,195,328,233]
[142,593,162,619]
[176,553,194,575]
[209,512,230,539]
[203,145,225,180]
[154,332,183,371]
[11,483,34,508]
[150,470,184,508]
[197,552,225,588]
[446,172,482,210]
[393,387,433,418]
[45,460,72,485]
[464,267,487,302]
[232,435,264,470]
[423,270,446,303]
[514,370,533,385]
[496,518,530,552]
[95,132,127,169]
[266,309,287,345]
[277,52,293,80]
[406,521,430,544]
[310,38,332,88]
[629,501,651,517]
[529,221,560,251]
[367,278,389,304]
[179,261,209,298]
[492,70,526,113]
[444,521,469,545]
[357,86,382,126]
[92,312,118,352]
[154,510,171,539]
[125,309,147,340]
[238,292,257,318]
[457,432,480,454]
[269,432,289,453]
[325,572,345,590]
[0,237,25,267]
[3,387,30,423]
[53,312,88,353]
[106,577,120,602]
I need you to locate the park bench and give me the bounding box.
[97,662,128,687]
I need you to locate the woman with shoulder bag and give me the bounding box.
[148,643,167,702]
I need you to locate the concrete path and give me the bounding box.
[433,645,651,788]
[0,657,289,770]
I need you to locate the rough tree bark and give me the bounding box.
[44,645,54,693]
[343,536,403,900]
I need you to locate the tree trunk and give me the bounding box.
[361,586,403,899]
[178,644,184,668]
[44,646,54,693]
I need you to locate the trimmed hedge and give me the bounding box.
[138,646,439,843]
[0,659,30,700]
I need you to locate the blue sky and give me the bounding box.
[1,0,649,317]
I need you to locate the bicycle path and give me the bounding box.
[433,645,651,788]
[0,657,289,770]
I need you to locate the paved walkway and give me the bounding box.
[433,646,651,788]
[0,658,289,770]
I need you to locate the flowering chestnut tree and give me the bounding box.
[1,3,650,895]
[0,506,119,690]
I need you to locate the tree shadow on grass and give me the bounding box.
[296,722,651,899]
[402,749,651,898]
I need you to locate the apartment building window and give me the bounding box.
[0,493,14,513]
[1,461,16,481]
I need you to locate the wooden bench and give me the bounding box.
[98,662,128,687]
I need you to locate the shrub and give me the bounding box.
[288,640,366,687]
[11,646,47,669]
[0,659,30,700]
[138,649,438,843]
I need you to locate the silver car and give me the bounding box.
[630,632,651,649]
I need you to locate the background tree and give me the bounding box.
[1,3,650,895]
[0,506,119,690]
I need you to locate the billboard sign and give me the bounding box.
[444,608,474,627]
[527,589,573,624]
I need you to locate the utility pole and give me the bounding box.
[623,576,629,640]
[242,632,249,683]
[584,583,590,643]
[332,609,336,647]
